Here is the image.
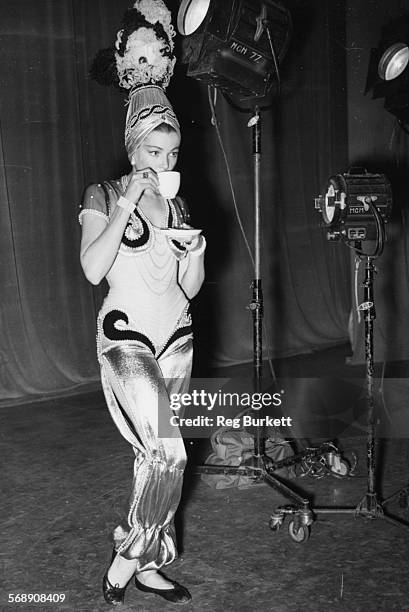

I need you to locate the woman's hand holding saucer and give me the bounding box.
[178,223,205,254]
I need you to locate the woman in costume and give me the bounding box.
[79,1,205,605]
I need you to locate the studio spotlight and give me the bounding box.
[378,42,409,81]
[177,0,292,99]
[365,16,409,130]
[314,169,392,249]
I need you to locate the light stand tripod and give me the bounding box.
[195,15,368,543]
[307,252,409,529]
[248,105,264,472]
[356,255,386,519]
[278,180,409,536]
[199,103,353,542]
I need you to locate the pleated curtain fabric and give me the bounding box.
[0,0,351,406]
[0,0,130,405]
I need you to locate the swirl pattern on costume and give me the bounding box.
[157,313,192,358]
[121,210,151,250]
[102,310,155,355]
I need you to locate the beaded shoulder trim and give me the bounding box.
[78,208,109,225]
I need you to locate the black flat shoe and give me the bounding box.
[102,572,127,606]
[102,548,128,606]
[134,574,192,604]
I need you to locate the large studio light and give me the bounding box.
[177,0,292,99]
[378,43,409,81]
[365,16,409,129]
[178,0,211,36]
[314,169,392,247]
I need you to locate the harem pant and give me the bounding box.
[99,335,193,571]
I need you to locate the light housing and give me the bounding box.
[176,0,292,99]
[314,169,392,244]
[178,0,212,36]
[378,43,409,81]
[365,16,409,127]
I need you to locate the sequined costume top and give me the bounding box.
[79,178,192,360]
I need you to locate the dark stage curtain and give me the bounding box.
[348,131,409,365]
[0,0,350,406]
[0,0,130,406]
[179,0,350,366]
[346,0,409,365]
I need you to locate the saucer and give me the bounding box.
[161,228,202,239]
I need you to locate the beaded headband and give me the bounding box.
[125,85,180,158]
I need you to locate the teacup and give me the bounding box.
[157,171,180,199]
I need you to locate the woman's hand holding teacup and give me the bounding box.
[124,166,160,203]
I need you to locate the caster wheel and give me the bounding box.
[288,520,310,543]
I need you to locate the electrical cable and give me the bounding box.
[265,24,281,98]
[207,86,254,268]
[343,197,385,258]
[354,256,361,325]
[207,86,277,382]
[347,201,393,429]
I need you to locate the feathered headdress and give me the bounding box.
[89,1,180,158]
[90,0,176,90]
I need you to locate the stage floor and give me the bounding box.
[1,345,409,611]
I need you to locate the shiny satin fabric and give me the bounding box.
[100,335,192,570]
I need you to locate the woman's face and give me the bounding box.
[131,129,180,173]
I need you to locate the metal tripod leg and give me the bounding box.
[313,258,409,532]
